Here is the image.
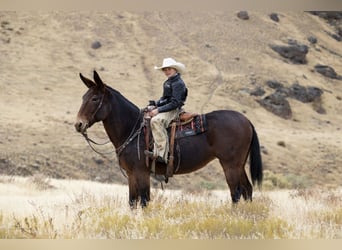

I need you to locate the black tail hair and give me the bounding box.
[249,124,263,187]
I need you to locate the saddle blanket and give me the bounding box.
[168,114,208,139]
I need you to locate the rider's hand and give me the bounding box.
[147,105,155,112]
[149,108,159,117]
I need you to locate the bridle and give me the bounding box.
[90,89,106,123]
[80,88,145,162]
[80,89,112,156]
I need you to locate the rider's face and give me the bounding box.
[162,67,177,78]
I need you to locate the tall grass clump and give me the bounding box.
[27,174,54,191]
[12,215,57,239]
[306,208,342,238]
[262,170,312,190]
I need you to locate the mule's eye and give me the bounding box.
[92,96,99,102]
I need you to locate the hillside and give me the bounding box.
[0,11,341,190]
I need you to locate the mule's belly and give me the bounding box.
[175,156,216,175]
[172,134,216,174]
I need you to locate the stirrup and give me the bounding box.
[144,150,155,159]
[144,150,167,164]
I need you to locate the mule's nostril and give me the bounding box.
[75,122,82,132]
[75,120,89,134]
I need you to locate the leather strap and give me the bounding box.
[166,121,177,178]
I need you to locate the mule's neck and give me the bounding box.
[102,87,141,149]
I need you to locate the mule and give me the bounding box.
[75,71,263,208]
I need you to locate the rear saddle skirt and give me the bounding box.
[167,111,207,139]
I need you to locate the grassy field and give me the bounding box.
[0,175,341,239]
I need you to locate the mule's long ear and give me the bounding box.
[93,71,105,91]
[80,73,95,88]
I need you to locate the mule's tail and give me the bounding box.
[249,124,263,187]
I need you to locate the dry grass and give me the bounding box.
[0,176,341,239]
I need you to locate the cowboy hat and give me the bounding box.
[154,58,186,74]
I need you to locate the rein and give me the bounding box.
[115,109,145,158]
[82,108,145,160]
[82,132,113,159]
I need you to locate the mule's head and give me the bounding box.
[75,71,110,134]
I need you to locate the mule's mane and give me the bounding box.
[104,84,140,113]
[97,83,142,151]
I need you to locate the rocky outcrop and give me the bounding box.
[91,41,102,49]
[257,91,292,119]
[307,36,318,44]
[309,11,342,42]
[288,83,323,103]
[270,41,309,64]
[314,64,342,80]
[237,11,249,20]
[250,86,266,96]
[256,81,325,119]
[269,13,279,22]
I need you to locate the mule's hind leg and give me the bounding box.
[219,160,252,203]
[241,171,253,201]
[219,160,242,203]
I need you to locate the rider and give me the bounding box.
[145,57,188,164]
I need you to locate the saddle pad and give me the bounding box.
[172,114,207,139]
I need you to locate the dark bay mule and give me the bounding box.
[75,71,263,208]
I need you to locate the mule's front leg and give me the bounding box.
[128,172,151,209]
[139,184,150,208]
[137,171,151,208]
[128,175,139,209]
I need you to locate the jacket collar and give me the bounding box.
[168,73,180,81]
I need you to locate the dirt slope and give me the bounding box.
[0,11,341,190]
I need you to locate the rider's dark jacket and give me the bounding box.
[156,73,188,113]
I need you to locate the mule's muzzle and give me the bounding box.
[74,120,88,134]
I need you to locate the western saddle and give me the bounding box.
[144,110,198,181]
